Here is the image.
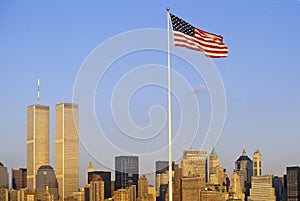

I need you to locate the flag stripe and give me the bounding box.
[170,13,228,58]
[174,31,228,50]
[173,31,228,58]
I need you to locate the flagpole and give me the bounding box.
[166,7,173,201]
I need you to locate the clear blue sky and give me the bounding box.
[1,1,300,187]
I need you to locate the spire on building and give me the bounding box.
[87,161,94,172]
[242,148,247,156]
[210,146,218,157]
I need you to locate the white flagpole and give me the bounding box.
[166,7,172,201]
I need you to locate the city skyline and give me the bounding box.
[1,0,300,188]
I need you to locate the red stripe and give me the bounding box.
[174,38,228,54]
[175,32,228,50]
[195,28,223,41]
[175,41,228,57]
[175,43,227,58]
[174,31,227,50]
[172,28,228,58]
[173,31,228,57]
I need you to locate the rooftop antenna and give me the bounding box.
[38,79,40,105]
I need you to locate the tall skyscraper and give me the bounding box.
[115,156,139,193]
[181,150,207,201]
[0,162,9,189]
[137,175,149,201]
[248,175,276,201]
[235,148,253,195]
[208,147,227,185]
[88,171,112,199]
[209,147,220,176]
[253,150,262,177]
[287,166,300,201]
[27,104,50,189]
[89,175,104,201]
[12,168,27,190]
[55,103,79,200]
[273,176,284,201]
[181,150,207,180]
[228,171,244,200]
[36,165,59,201]
[126,185,137,201]
[173,164,182,201]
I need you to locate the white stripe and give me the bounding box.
[174,40,228,57]
[173,31,228,50]
[174,36,228,53]
[194,33,227,48]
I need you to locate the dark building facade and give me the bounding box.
[235,148,253,200]
[273,176,284,201]
[115,156,139,193]
[36,165,59,201]
[155,161,175,201]
[0,162,9,189]
[155,161,174,174]
[88,171,111,199]
[12,168,27,190]
[287,166,300,201]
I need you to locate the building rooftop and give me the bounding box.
[235,148,252,162]
[210,146,218,157]
[38,165,54,170]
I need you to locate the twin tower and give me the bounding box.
[27,102,79,200]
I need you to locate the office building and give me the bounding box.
[89,175,104,201]
[148,185,156,201]
[88,171,111,199]
[84,184,90,201]
[137,175,149,201]
[273,176,284,201]
[0,162,8,189]
[27,104,50,189]
[156,161,174,174]
[253,151,262,177]
[115,156,139,193]
[0,188,8,201]
[181,150,207,180]
[126,185,136,201]
[12,168,27,190]
[173,164,182,201]
[248,175,276,201]
[73,190,84,201]
[55,103,79,200]
[181,177,205,201]
[235,148,253,195]
[228,171,244,201]
[114,189,128,201]
[287,166,300,201]
[200,185,228,201]
[209,147,227,185]
[8,189,21,201]
[36,165,59,201]
[155,161,174,201]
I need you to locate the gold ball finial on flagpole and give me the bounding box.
[166,7,170,12]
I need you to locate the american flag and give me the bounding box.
[169,13,228,58]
